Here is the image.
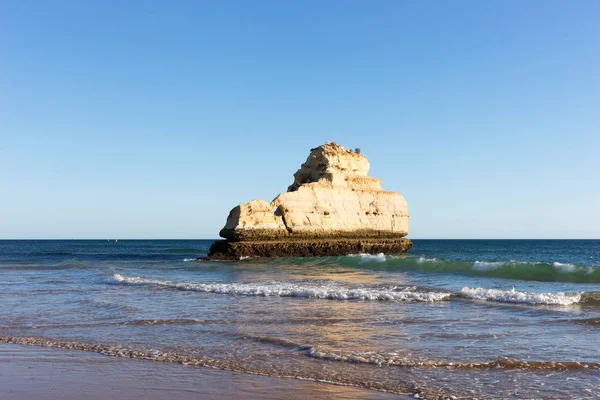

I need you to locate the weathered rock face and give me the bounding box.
[218,142,409,241]
[219,200,288,241]
[209,142,411,259]
[208,238,413,259]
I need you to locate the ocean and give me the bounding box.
[1,239,599,399]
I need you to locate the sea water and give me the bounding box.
[1,239,599,398]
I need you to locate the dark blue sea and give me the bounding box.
[1,239,599,399]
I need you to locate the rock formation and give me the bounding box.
[207,142,411,259]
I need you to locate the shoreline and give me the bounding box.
[0,343,407,400]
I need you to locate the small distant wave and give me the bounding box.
[183,258,197,262]
[339,254,600,283]
[348,253,387,262]
[471,261,508,271]
[416,256,437,263]
[470,260,595,276]
[108,274,451,302]
[552,261,583,273]
[461,287,581,305]
[470,260,594,275]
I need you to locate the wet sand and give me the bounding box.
[0,344,406,400]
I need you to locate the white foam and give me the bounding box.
[183,258,196,262]
[472,260,547,271]
[472,261,505,271]
[350,253,387,262]
[553,262,577,273]
[553,262,595,275]
[417,256,437,263]
[461,286,581,305]
[239,256,251,261]
[109,274,451,302]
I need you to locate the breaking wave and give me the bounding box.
[108,274,590,307]
[108,274,451,302]
[461,287,582,305]
[342,255,600,283]
[348,253,387,262]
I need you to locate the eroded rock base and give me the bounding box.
[206,238,413,260]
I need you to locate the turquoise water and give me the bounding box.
[1,240,599,398]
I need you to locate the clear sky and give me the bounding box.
[1,1,599,239]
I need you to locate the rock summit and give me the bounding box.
[207,142,412,259]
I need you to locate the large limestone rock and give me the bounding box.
[219,200,288,241]
[217,142,409,243]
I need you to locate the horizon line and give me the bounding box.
[0,238,598,241]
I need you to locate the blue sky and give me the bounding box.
[1,0,598,239]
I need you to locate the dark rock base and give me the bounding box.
[206,238,413,260]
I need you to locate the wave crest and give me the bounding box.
[108,274,451,302]
[348,253,387,262]
[341,255,600,283]
[461,287,581,305]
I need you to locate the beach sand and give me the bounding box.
[0,343,406,399]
